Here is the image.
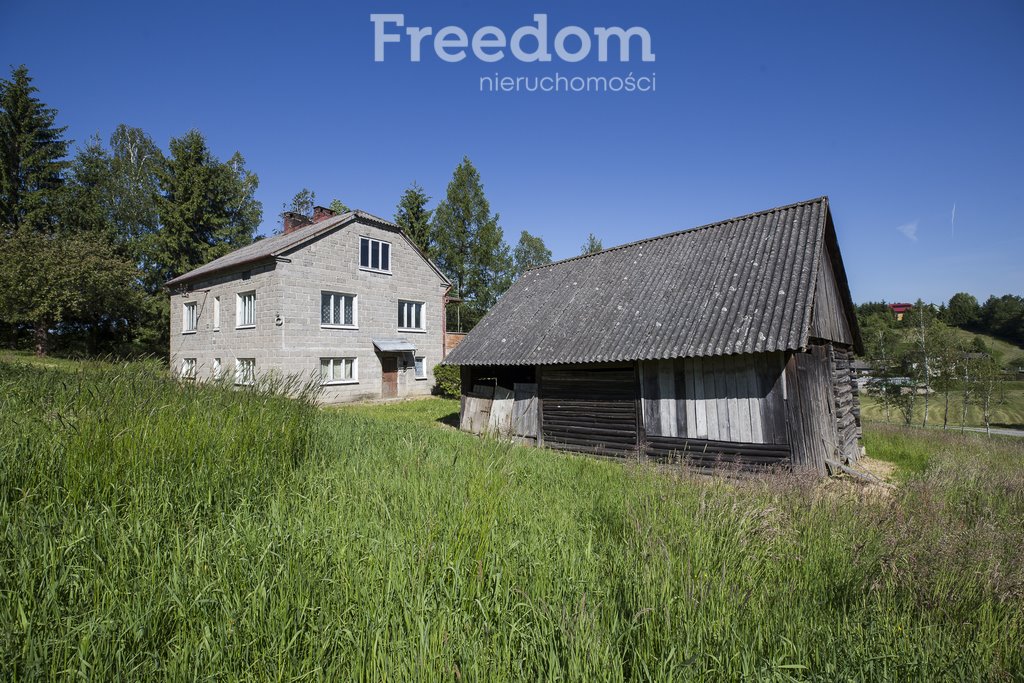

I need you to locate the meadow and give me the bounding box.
[1,358,1022,680]
[859,380,1024,430]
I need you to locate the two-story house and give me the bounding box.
[166,206,452,403]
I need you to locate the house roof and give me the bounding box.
[445,196,861,367]
[165,210,451,287]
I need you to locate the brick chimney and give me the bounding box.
[312,205,338,222]
[282,211,313,234]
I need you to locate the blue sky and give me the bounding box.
[2,0,1022,304]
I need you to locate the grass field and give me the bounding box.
[1,359,1022,680]
[860,380,1024,429]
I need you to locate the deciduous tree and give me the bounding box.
[513,230,552,277]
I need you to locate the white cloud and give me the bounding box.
[896,221,919,242]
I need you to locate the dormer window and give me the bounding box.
[360,236,391,273]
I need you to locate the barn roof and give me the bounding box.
[445,196,860,366]
[165,210,451,287]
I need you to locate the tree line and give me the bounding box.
[856,295,1023,434]
[0,66,261,356]
[284,161,609,332]
[0,65,613,355]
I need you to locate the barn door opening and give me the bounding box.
[381,356,398,398]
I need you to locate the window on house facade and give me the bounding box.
[320,357,357,384]
[213,357,222,379]
[414,356,427,379]
[235,358,256,386]
[181,358,197,380]
[321,292,356,327]
[359,236,391,273]
[398,300,425,331]
[182,301,198,333]
[236,291,256,328]
[213,297,220,330]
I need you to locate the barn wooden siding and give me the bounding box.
[637,353,790,468]
[457,345,861,474]
[539,366,638,456]
[810,241,854,345]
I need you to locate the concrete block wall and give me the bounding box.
[169,261,283,382]
[169,218,448,404]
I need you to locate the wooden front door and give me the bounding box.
[381,356,398,398]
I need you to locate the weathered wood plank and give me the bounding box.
[512,383,539,438]
[658,359,677,438]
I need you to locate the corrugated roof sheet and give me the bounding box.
[445,197,851,366]
[165,210,451,287]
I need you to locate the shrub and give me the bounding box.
[432,363,460,398]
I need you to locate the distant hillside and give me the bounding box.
[948,328,1024,365]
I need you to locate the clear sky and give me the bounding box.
[2,0,1022,304]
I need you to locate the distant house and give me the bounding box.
[167,206,452,402]
[444,197,863,474]
[889,302,913,321]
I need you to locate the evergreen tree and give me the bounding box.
[0,65,69,233]
[432,157,512,330]
[394,182,433,255]
[581,233,603,255]
[513,230,552,277]
[152,130,261,287]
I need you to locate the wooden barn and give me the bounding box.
[442,197,863,474]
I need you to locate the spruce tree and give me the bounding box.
[394,181,433,255]
[0,65,69,233]
[153,130,261,286]
[432,157,512,331]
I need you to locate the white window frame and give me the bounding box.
[359,236,392,274]
[414,356,427,380]
[320,291,358,329]
[398,300,426,332]
[213,357,222,380]
[182,301,198,334]
[236,291,256,329]
[181,358,197,380]
[320,357,358,385]
[235,358,256,386]
[213,296,221,331]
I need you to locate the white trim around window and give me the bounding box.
[235,358,256,386]
[414,355,427,380]
[398,300,425,332]
[213,296,221,331]
[181,357,197,380]
[321,291,357,328]
[359,236,392,274]
[320,357,358,385]
[236,290,256,328]
[182,301,198,334]
[213,357,222,380]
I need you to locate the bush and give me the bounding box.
[432,363,460,398]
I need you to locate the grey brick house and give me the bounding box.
[166,206,452,403]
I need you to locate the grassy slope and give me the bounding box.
[2,360,1022,680]
[859,380,1024,429]
[859,329,1024,429]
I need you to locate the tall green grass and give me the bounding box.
[1,361,1022,680]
